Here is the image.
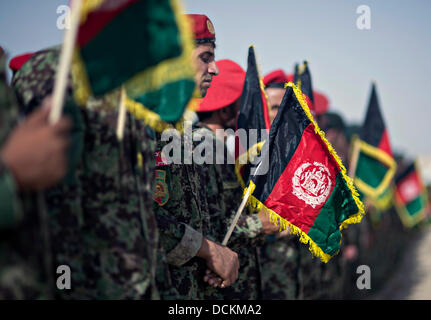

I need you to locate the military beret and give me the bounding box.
[313,91,329,115]
[186,14,216,44]
[9,52,34,72]
[197,59,245,112]
[263,69,294,88]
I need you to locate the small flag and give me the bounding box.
[71,0,195,129]
[351,83,396,198]
[245,83,364,262]
[298,61,314,111]
[235,45,271,188]
[394,161,428,228]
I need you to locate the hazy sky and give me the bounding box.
[1,0,430,158]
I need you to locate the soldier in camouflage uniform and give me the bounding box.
[0,47,71,299]
[194,59,284,299]
[12,47,173,299]
[153,15,241,299]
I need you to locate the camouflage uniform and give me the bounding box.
[0,47,49,299]
[297,244,324,300]
[259,235,300,300]
[12,47,167,299]
[192,124,264,300]
[153,127,212,299]
[153,123,264,299]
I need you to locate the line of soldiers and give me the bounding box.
[0,12,424,300]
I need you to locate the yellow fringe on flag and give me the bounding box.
[125,97,185,134]
[245,181,332,263]
[286,82,365,230]
[243,83,365,263]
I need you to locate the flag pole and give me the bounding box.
[49,0,83,124]
[116,86,127,141]
[222,187,252,246]
[222,147,266,246]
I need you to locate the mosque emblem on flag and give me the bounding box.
[292,162,332,208]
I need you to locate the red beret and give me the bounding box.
[197,59,245,112]
[263,69,292,88]
[9,52,34,72]
[186,14,216,44]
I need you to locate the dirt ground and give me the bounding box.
[371,227,431,299]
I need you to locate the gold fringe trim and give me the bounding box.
[71,48,92,106]
[286,82,365,230]
[125,97,184,133]
[244,82,365,262]
[351,136,397,198]
[244,181,332,263]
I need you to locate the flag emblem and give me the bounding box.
[292,162,332,208]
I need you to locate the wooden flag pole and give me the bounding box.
[49,0,83,124]
[222,187,252,246]
[116,86,127,141]
[222,149,266,246]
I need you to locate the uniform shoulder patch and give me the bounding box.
[154,169,169,206]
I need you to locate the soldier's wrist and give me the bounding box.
[196,237,213,261]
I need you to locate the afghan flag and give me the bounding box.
[351,83,396,198]
[244,83,364,262]
[394,161,428,228]
[235,45,271,188]
[71,0,195,130]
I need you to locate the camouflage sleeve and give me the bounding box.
[221,170,265,245]
[0,47,23,228]
[234,213,264,240]
[0,160,22,228]
[154,206,203,267]
[153,140,204,267]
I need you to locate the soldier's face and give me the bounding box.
[266,88,286,122]
[192,43,219,97]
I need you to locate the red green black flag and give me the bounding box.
[235,45,271,188]
[72,0,195,129]
[394,161,428,228]
[351,83,396,198]
[245,83,364,262]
